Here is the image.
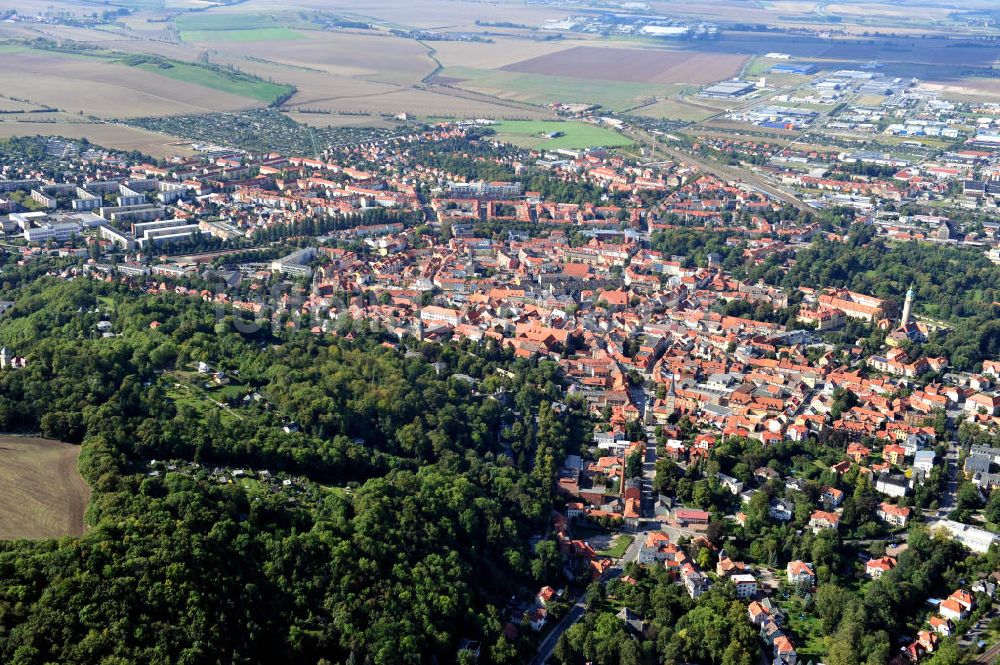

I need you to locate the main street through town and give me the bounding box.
[533,387,680,665]
[529,523,658,665]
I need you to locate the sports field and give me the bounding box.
[491,120,632,150]
[0,436,90,540]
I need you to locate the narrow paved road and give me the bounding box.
[530,533,650,665]
[936,441,960,517]
[643,422,659,517]
[530,597,585,665]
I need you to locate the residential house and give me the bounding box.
[769,499,794,522]
[830,460,851,475]
[526,606,548,631]
[732,573,758,599]
[882,443,907,466]
[809,510,840,533]
[682,565,711,599]
[913,450,935,475]
[916,630,938,654]
[773,635,797,665]
[822,486,844,507]
[948,589,975,614]
[938,599,966,622]
[928,615,952,637]
[717,556,747,577]
[866,556,897,579]
[637,531,672,564]
[875,473,909,498]
[786,560,815,585]
[536,586,557,607]
[877,502,912,527]
[616,607,647,637]
[748,600,771,625]
[674,508,711,526]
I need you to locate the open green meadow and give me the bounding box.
[491,120,632,150]
[441,66,680,112]
[633,97,716,122]
[177,12,310,42]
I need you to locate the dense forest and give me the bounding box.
[0,277,587,665]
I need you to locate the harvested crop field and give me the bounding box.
[634,98,716,122]
[500,46,747,85]
[0,436,90,540]
[0,98,43,113]
[0,48,268,118]
[0,119,195,158]
[921,80,1000,102]
[216,32,435,85]
[432,38,573,70]
[285,112,396,129]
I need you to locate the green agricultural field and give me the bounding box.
[175,13,283,31]
[176,12,312,42]
[492,120,633,150]
[182,28,306,42]
[129,61,293,104]
[442,66,680,112]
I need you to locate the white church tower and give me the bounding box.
[900,286,914,327]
